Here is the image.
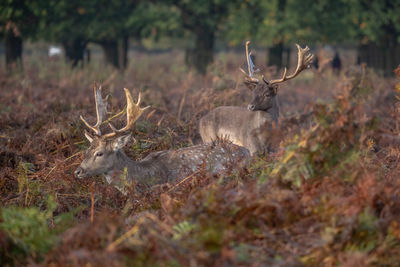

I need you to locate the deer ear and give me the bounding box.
[111,134,132,151]
[84,131,94,143]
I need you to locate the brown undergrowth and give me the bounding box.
[0,53,399,266]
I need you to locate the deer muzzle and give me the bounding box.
[74,166,87,179]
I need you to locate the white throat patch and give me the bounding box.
[104,172,113,184]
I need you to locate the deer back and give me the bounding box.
[139,140,250,184]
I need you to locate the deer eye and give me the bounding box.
[95,151,103,157]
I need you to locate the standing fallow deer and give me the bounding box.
[74,86,249,194]
[199,41,314,155]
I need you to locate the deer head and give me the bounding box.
[74,85,149,179]
[240,41,314,111]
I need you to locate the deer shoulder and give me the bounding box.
[200,106,275,153]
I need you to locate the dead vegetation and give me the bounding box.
[0,52,399,266]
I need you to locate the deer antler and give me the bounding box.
[239,41,259,83]
[102,88,150,138]
[80,84,108,136]
[268,44,314,85]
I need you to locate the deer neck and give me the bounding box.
[104,150,137,185]
[105,150,166,193]
[266,95,279,125]
[112,150,138,175]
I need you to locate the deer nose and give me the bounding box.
[74,167,84,178]
[248,104,255,111]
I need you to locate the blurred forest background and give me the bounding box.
[1,0,400,75]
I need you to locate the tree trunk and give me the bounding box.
[357,21,399,77]
[185,28,214,75]
[357,42,400,76]
[267,42,284,69]
[118,36,128,70]
[63,38,87,67]
[283,47,291,69]
[100,40,118,68]
[266,0,287,70]
[100,36,128,70]
[5,28,23,73]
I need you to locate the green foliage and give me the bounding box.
[170,0,236,31]
[16,161,44,206]
[195,221,225,253]
[222,0,356,45]
[167,0,243,73]
[0,0,37,38]
[247,156,274,185]
[2,0,400,73]
[221,0,265,46]
[271,80,374,187]
[0,196,74,260]
[31,0,116,42]
[127,2,182,41]
[28,0,181,44]
[16,161,35,193]
[222,0,400,57]
[173,220,196,240]
[1,206,54,259]
[347,0,400,43]
[346,208,378,252]
[284,0,353,44]
[1,0,400,55]
[120,167,130,187]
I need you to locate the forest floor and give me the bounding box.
[1,51,400,266]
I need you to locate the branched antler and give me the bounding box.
[239,41,259,83]
[103,88,150,138]
[81,86,150,138]
[268,44,314,85]
[80,84,108,136]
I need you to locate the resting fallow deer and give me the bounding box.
[74,86,249,194]
[199,41,314,155]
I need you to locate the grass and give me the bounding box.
[0,50,400,266]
